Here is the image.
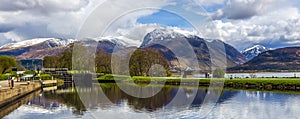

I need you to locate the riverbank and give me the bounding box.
[0,81,41,108]
[97,75,300,90]
[0,89,41,118]
[41,79,64,87]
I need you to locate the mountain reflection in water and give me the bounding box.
[3,83,239,119]
[77,83,238,112]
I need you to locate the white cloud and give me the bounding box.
[0,0,175,46]
[0,0,300,51]
[193,0,225,7]
[198,0,300,50]
[0,0,89,13]
[212,0,292,20]
[77,0,173,39]
[116,23,162,42]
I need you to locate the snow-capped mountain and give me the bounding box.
[242,45,269,60]
[0,38,77,59]
[0,37,134,59]
[141,28,197,47]
[0,28,247,68]
[0,38,76,49]
[141,28,247,70]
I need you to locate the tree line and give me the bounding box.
[43,49,72,69]
[43,46,171,77]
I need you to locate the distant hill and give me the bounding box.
[229,47,300,72]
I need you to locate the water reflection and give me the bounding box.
[4,82,300,118]
[0,90,41,118]
[98,83,238,112]
[3,83,87,119]
[209,91,300,119]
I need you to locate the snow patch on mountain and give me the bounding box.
[242,45,269,60]
[94,36,141,47]
[0,38,76,49]
[141,28,197,46]
[243,45,267,53]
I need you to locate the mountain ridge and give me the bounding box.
[141,29,246,70]
[229,46,300,72]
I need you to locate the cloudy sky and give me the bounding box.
[0,0,300,50]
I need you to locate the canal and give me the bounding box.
[2,83,300,118]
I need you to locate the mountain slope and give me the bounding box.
[229,47,300,71]
[242,45,269,60]
[141,28,247,71]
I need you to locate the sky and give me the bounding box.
[0,0,300,50]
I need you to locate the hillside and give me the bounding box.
[229,47,300,72]
[141,28,246,71]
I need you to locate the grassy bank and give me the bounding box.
[96,74,300,90]
[42,79,64,87]
[97,74,300,84]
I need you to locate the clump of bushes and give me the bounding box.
[0,74,8,81]
[213,68,225,78]
[37,74,52,80]
[97,74,129,80]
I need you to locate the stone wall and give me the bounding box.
[0,82,41,107]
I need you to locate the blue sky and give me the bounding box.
[137,10,193,28]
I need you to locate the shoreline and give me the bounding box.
[0,81,41,108]
[97,78,300,91]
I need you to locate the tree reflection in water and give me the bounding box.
[98,83,238,112]
[42,89,87,115]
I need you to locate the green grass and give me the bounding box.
[96,75,300,86]
[97,74,129,80]
[95,76,300,93]
[36,74,52,80]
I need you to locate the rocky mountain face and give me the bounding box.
[229,47,300,71]
[242,45,269,61]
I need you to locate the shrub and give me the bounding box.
[38,74,52,80]
[24,70,36,74]
[213,68,225,78]
[97,74,129,80]
[0,74,8,81]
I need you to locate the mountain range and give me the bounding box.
[0,38,75,59]
[0,28,298,72]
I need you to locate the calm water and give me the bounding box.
[2,83,300,119]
